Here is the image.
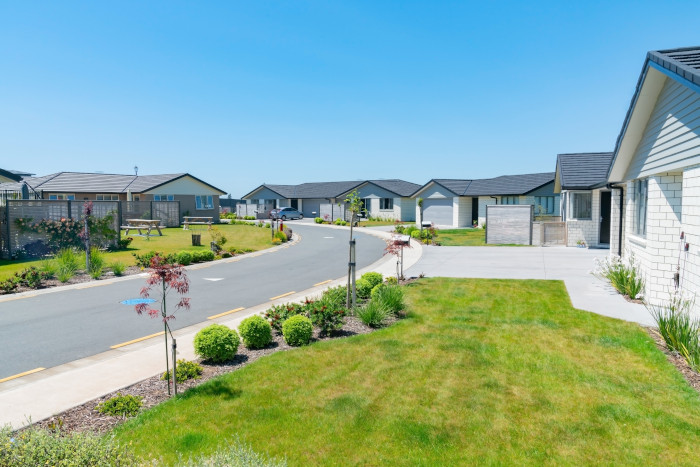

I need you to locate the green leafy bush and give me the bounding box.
[386,276,398,285]
[161,359,203,383]
[176,250,193,266]
[315,217,324,223]
[320,285,347,309]
[239,315,273,349]
[334,218,348,226]
[194,324,240,363]
[360,272,383,289]
[356,300,391,328]
[88,246,105,279]
[373,285,405,315]
[264,303,305,332]
[55,248,81,282]
[133,251,175,268]
[356,278,373,299]
[274,230,287,243]
[404,226,418,236]
[370,283,386,300]
[306,300,346,335]
[193,250,216,262]
[110,261,126,276]
[244,215,256,220]
[0,425,134,466]
[96,393,143,417]
[282,315,313,346]
[14,267,47,289]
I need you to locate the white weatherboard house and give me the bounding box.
[412,173,559,228]
[555,152,614,248]
[607,46,700,308]
[242,179,421,221]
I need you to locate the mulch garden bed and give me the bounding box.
[645,326,700,393]
[32,316,382,435]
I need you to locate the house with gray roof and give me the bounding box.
[554,152,614,247]
[0,171,226,221]
[0,169,22,184]
[242,179,421,221]
[606,46,700,308]
[411,172,558,228]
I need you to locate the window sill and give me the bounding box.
[628,234,647,248]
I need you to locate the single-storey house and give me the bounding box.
[607,46,700,307]
[0,172,226,221]
[411,172,559,228]
[554,152,614,247]
[242,179,421,221]
[0,169,22,184]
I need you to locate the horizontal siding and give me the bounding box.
[625,78,700,179]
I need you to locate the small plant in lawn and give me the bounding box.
[161,359,203,384]
[96,393,143,417]
[110,261,126,276]
[0,425,134,466]
[239,315,273,349]
[194,324,240,363]
[355,278,373,299]
[648,293,700,370]
[282,314,313,346]
[210,227,228,248]
[264,303,305,332]
[356,300,391,328]
[373,285,405,315]
[307,301,347,335]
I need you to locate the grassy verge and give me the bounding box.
[358,220,399,227]
[438,228,486,246]
[113,278,700,465]
[0,224,273,280]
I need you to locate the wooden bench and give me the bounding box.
[122,219,163,236]
[183,216,213,230]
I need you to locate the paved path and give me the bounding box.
[406,245,654,326]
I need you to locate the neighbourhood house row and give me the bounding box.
[606,46,700,309]
[0,172,226,221]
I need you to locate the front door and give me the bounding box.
[291,199,298,210]
[599,191,611,244]
[471,197,479,226]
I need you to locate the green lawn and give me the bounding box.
[438,228,486,246]
[358,220,399,227]
[113,278,700,465]
[0,224,273,280]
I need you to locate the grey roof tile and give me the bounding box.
[557,152,613,190]
[368,179,423,197]
[649,47,700,87]
[464,172,555,196]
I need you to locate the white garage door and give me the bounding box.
[423,198,453,226]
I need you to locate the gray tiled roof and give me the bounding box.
[430,173,554,197]
[368,179,422,197]
[251,179,420,199]
[649,46,700,87]
[0,168,22,182]
[557,152,613,190]
[18,172,225,194]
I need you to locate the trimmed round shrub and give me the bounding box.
[239,315,273,349]
[361,272,383,289]
[282,315,313,346]
[194,324,240,363]
[356,278,373,299]
[176,250,193,266]
[161,359,203,383]
[386,276,398,285]
[370,282,387,300]
[96,393,143,417]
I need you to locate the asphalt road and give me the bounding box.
[0,224,386,380]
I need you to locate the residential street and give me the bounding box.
[0,223,386,380]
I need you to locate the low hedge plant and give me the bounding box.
[282,315,313,346]
[96,393,143,417]
[161,359,203,384]
[194,324,240,363]
[239,315,273,349]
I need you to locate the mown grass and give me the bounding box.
[438,228,486,246]
[358,220,398,227]
[113,278,700,465]
[0,224,273,280]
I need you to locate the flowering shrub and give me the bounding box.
[264,303,305,332]
[306,300,347,335]
[14,213,118,253]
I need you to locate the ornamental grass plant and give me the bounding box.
[647,293,700,371]
[593,253,645,300]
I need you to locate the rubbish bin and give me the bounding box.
[191,234,201,246]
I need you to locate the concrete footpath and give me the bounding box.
[405,245,653,326]
[0,226,422,430]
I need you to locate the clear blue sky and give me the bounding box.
[2,1,699,197]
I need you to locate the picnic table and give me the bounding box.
[182,216,213,230]
[121,219,163,236]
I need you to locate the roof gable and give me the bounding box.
[556,152,613,191]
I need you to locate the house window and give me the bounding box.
[534,196,554,215]
[632,179,648,237]
[502,196,519,205]
[154,194,174,201]
[380,198,393,210]
[570,193,592,219]
[196,195,214,210]
[48,194,75,200]
[96,194,120,201]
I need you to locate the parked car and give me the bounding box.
[270,207,303,220]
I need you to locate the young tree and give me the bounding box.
[345,189,364,308]
[385,236,412,281]
[417,197,424,233]
[134,255,190,395]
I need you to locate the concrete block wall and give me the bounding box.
[680,167,700,309]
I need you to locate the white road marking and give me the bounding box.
[203,278,224,281]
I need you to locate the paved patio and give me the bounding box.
[405,245,654,326]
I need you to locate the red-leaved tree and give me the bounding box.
[135,254,190,394]
[385,236,412,281]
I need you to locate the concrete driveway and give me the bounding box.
[405,245,654,326]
